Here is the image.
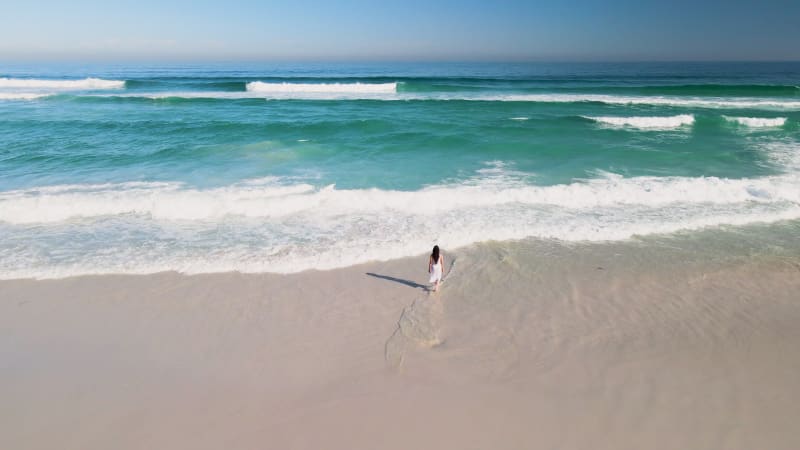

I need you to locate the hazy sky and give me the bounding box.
[2,0,798,61]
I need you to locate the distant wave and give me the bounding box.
[0,92,48,100]
[491,94,800,110]
[246,81,397,97]
[123,91,261,100]
[18,91,800,109]
[0,77,125,90]
[600,84,800,97]
[723,116,787,127]
[584,114,695,129]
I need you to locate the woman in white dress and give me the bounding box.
[428,245,444,292]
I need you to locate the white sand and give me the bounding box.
[2,239,800,449]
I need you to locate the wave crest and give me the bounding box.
[0,92,48,100]
[245,81,397,97]
[30,91,800,109]
[724,116,787,127]
[2,158,800,279]
[494,94,800,110]
[2,170,798,225]
[585,115,695,129]
[0,77,125,90]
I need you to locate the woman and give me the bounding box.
[428,245,444,292]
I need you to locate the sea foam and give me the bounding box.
[483,94,800,110]
[2,171,800,279]
[99,82,399,100]
[724,116,787,127]
[0,77,125,90]
[246,81,397,97]
[59,91,800,109]
[585,115,695,129]
[0,92,48,100]
[2,169,798,225]
[2,159,800,279]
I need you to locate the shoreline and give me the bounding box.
[3,238,800,449]
[3,216,800,282]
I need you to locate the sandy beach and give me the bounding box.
[3,235,800,450]
[3,2,800,448]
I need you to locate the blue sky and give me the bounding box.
[1,0,798,61]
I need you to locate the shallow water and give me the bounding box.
[1,62,799,278]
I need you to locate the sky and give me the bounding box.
[1,0,799,62]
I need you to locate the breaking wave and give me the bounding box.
[0,92,48,100]
[2,154,800,279]
[494,94,800,110]
[13,90,800,109]
[0,77,125,90]
[585,115,695,129]
[245,81,397,98]
[724,116,788,127]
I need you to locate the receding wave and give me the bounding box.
[723,116,788,127]
[585,114,695,129]
[0,77,125,90]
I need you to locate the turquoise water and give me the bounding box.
[1,62,799,278]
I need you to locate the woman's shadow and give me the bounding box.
[365,272,429,290]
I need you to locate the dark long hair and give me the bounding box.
[431,245,440,263]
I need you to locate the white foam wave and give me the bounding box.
[75,91,800,109]
[483,94,800,110]
[104,87,399,100]
[510,117,529,121]
[103,91,389,100]
[36,88,800,109]
[2,171,800,279]
[245,81,397,98]
[0,181,316,223]
[586,114,695,129]
[760,140,800,172]
[0,92,48,100]
[724,116,787,127]
[115,91,248,100]
[0,77,125,90]
[2,170,798,226]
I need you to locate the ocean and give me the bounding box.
[1,62,799,279]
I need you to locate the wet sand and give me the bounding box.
[2,238,800,449]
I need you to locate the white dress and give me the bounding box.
[429,258,442,283]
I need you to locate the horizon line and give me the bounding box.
[3,57,800,65]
